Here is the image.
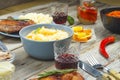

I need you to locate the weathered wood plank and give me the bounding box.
[12,47,54,80]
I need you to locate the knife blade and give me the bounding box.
[79,60,102,78]
[79,60,117,80]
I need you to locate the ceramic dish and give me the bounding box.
[0,32,20,38]
[19,24,73,60]
[72,29,96,43]
[100,7,120,34]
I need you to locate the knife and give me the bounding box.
[79,60,102,78]
[78,60,116,80]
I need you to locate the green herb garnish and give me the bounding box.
[34,28,41,34]
[38,69,76,79]
[67,15,74,25]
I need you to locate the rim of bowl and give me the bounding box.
[19,24,74,43]
[100,7,120,18]
[100,6,120,11]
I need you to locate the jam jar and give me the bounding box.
[54,41,80,69]
[51,3,68,24]
[77,0,97,24]
[55,53,79,69]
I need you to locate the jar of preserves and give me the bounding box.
[54,42,80,69]
[55,53,78,69]
[77,0,97,24]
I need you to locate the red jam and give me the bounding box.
[55,53,78,69]
[52,12,67,24]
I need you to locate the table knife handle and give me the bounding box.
[109,69,120,80]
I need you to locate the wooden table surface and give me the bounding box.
[0,1,120,80]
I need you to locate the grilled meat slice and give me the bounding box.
[0,19,35,33]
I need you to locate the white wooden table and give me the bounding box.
[0,1,120,80]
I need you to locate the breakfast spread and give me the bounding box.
[0,1,120,80]
[26,26,69,41]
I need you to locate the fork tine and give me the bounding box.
[89,55,97,65]
[86,54,104,69]
[90,54,99,64]
[91,55,99,64]
[86,54,95,66]
[86,54,99,66]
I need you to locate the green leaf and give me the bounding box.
[34,28,41,34]
[38,69,76,79]
[67,15,74,25]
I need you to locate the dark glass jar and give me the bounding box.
[55,53,79,69]
[54,42,80,70]
[51,3,68,24]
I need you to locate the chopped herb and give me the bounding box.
[34,28,41,34]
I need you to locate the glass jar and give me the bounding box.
[77,0,97,24]
[51,3,68,24]
[54,41,80,69]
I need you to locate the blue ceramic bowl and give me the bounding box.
[19,24,73,60]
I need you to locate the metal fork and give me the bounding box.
[86,54,120,80]
[87,54,109,72]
